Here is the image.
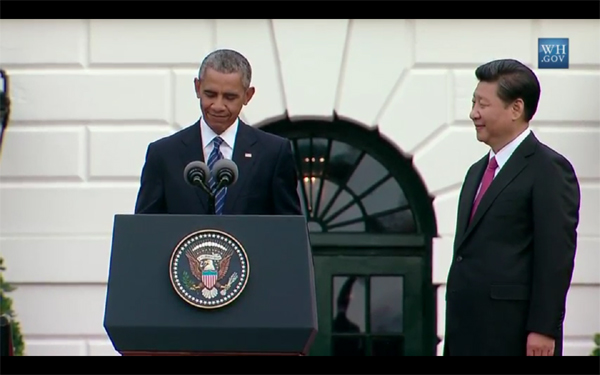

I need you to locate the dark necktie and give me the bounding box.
[207,136,226,215]
[470,156,498,221]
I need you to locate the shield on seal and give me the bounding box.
[202,269,217,289]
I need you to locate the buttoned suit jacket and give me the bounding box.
[443,132,580,356]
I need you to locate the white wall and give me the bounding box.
[0,19,598,356]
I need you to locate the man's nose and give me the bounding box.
[212,99,226,111]
[470,108,479,120]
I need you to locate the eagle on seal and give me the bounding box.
[185,249,234,299]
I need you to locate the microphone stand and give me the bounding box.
[207,192,216,215]
[191,173,232,215]
[191,176,216,215]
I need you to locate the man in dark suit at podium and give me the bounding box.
[134,49,301,216]
[444,59,580,356]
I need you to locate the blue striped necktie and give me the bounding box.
[207,136,226,215]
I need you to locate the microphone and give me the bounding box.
[183,159,239,215]
[183,161,217,213]
[212,159,239,192]
[184,161,211,190]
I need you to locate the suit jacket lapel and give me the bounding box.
[179,120,209,212]
[223,121,258,214]
[456,132,538,251]
[454,155,487,251]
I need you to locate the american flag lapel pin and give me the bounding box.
[244,153,252,158]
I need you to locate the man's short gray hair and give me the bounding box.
[198,49,252,89]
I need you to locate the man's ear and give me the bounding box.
[194,78,201,99]
[244,86,255,105]
[511,98,524,121]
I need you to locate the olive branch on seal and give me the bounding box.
[182,271,195,290]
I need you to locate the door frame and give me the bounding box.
[308,233,437,356]
[310,253,424,356]
[258,117,440,356]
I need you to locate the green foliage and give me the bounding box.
[591,333,600,356]
[182,271,194,289]
[0,256,25,355]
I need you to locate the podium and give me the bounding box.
[103,214,318,356]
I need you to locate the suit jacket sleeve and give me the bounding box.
[270,140,302,215]
[527,154,580,338]
[134,142,166,214]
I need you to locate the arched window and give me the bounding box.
[260,115,436,238]
[294,136,415,234]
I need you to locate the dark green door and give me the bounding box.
[309,254,423,356]
[259,118,438,356]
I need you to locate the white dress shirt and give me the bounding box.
[200,117,239,161]
[476,127,532,196]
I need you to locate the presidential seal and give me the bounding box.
[169,229,249,309]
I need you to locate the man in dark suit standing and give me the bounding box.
[444,59,580,356]
[134,49,301,216]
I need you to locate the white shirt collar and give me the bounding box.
[200,117,239,150]
[489,127,531,169]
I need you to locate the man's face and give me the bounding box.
[194,68,255,134]
[470,81,522,150]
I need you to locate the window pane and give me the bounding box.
[370,276,404,333]
[367,209,416,234]
[346,153,387,196]
[329,222,365,232]
[332,276,366,333]
[318,181,352,220]
[361,177,408,215]
[326,140,362,183]
[327,203,362,227]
